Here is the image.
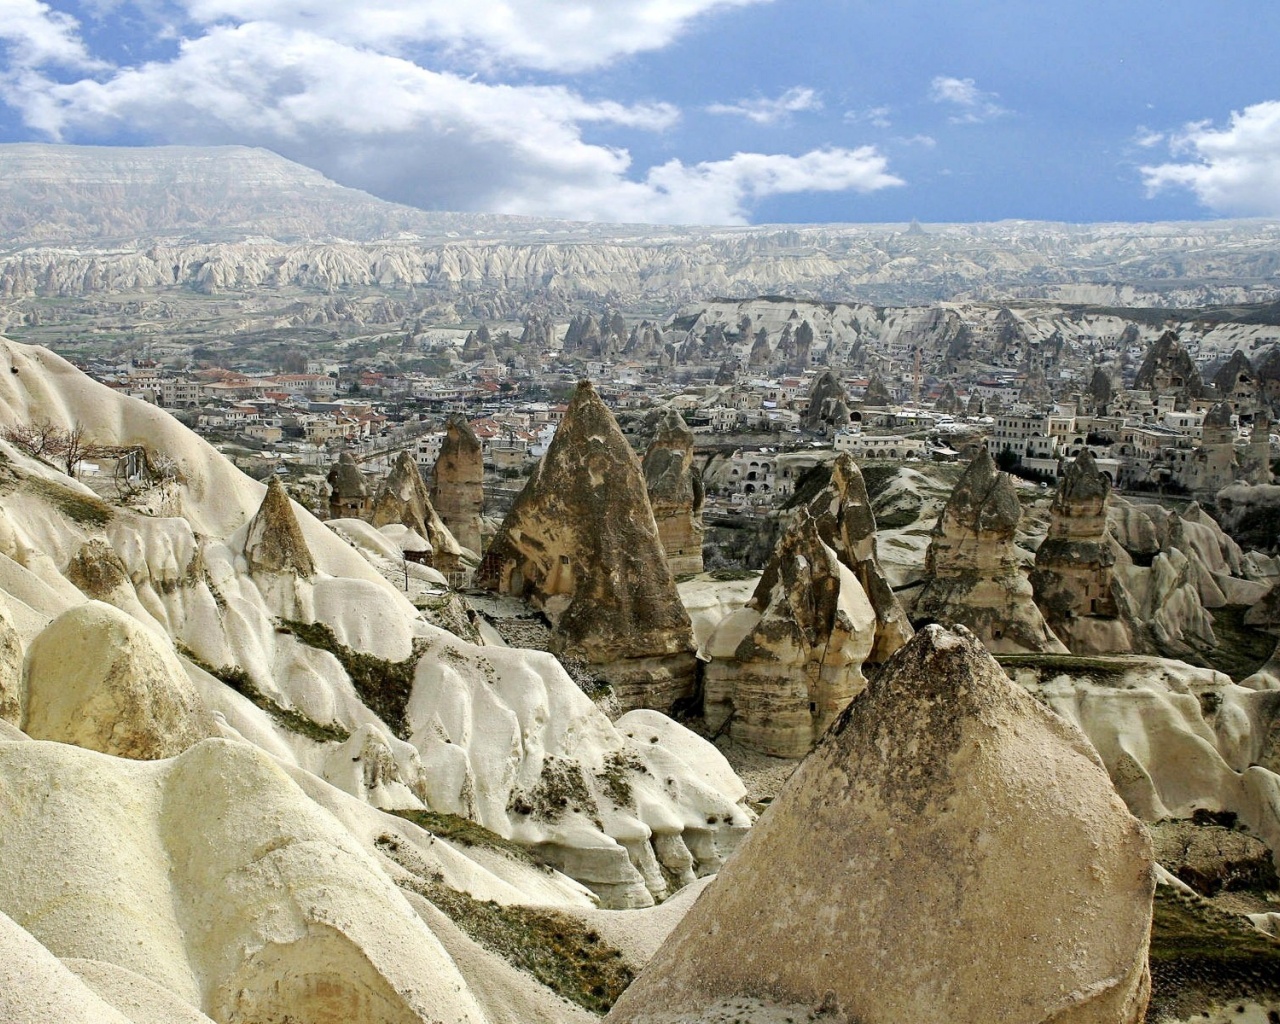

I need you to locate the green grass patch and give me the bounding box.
[178,643,350,744]
[874,504,921,531]
[25,476,114,526]
[377,836,633,1015]
[997,653,1136,684]
[387,809,540,867]
[1147,887,1280,1020]
[858,463,900,500]
[279,618,425,739]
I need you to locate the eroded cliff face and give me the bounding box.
[475,381,697,711]
[370,451,464,575]
[641,410,704,577]
[611,625,1155,1024]
[914,450,1065,653]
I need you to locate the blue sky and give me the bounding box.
[1,0,1278,224]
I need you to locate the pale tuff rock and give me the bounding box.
[244,476,315,578]
[475,381,697,712]
[430,414,484,554]
[1009,657,1280,870]
[861,371,891,406]
[370,450,464,574]
[609,625,1155,1024]
[1031,449,1139,653]
[641,410,704,576]
[1247,581,1280,633]
[1185,401,1240,496]
[1248,406,1274,485]
[702,512,877,758]
[64,537,133,598]
[0,598,22,724]
[22,600,209,760]
[1215,482,1280,554]
[804,453,913,662]
[800,370,851,432]
[914,449,1066,652]
[326,451,370,519]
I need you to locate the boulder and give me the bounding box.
[430,414,484,555]
[22,600,209,759]
[475,381,696,712]
[641,410,704,576]
[915,449,1066,652]
[609,625,1155,1024]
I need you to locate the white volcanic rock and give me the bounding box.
[64,959,218,1024]
[1008,656,1280,868]
[0,596,22,723]
[0,911,137,1024]
[609,626,1155,1024]
[22,600,210,760]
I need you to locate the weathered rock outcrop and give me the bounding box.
[702,454,909,757]
[641,410,704,576]
[1031,450,1138,653]
[326,452,369,519]
[1135,329,1204,402]
[21,601,210,759]
[610,625,1155,1024]
[804,454,913,662]
[430,414,484,555]
[861,371,891,406]
[702,512,877,757]
[0,600,21,725]
[914,450,1066,652]
[244,476,315,577]
[800,370,851,432]
[370,451,464,574]
[475,381,696,711]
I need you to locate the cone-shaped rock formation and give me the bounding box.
[244,476,315,578]
[641,410,704,576]
[609,625,1155,1024]
[370,451,464,574]
[915,449,1066,652]
[1031,450,1136,653]
[801,370,851,432]
[326,452,368,519]
[430,414,484,554]
[475,381,696,711]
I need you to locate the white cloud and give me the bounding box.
[893,134,936,148]
[6,23,901,223]
[503,146,904,224]
[928,75,1008,124]
[706,86,822,125]
[0,0,100,69]
[172,0,772,72]
[1141,101,1280,216]
[844,105,892,129]
[1133,127,1164,148]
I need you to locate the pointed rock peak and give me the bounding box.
[810,452,876,548]
[245,476,315,577]
[1204,401,1233,427]
[1058,448,1109,504]
[610,623,1154,1024]
[650,408,693,447]
[946,449,1020,532]
[384,449,426,498]
[326,451,367,498]
[442,412,481,452]
[862,372,891,406]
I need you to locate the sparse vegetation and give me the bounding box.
[380,832,633,1015]
[24,476,114,526]
[278,618,425,738]
[387,809,541,867]
[596,749,646,808]
[177,643,350,744]
[996,653,1135,685]
[508,754,602,828]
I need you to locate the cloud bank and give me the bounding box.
[0,0,905,223]
[1141,101,1280,217]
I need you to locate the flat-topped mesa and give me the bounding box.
[1031,450,1137,653]
[805,453,913,663]
[244,476,315,578]
[801,370,851,432]
[474,381,696,711]
[370,450,464,575]
[641,409,705,576]
[325,452,369,519]
[609,625,1155,1024]
[703,510,878,758]
[915,450,1066,653]
[430,413,484,554]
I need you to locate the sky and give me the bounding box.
[0,0,1278,226]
